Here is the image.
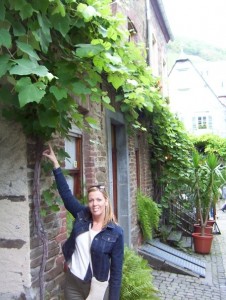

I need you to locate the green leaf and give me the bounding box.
[52,0,66,17]
[106,64,128,73]
[84,72,102,87]
[37,13,51,36]
[108,73,125,89]
[0,28,12,48]
[77,3,100,22]
[38,28,52,53]
[93,55,105,71]
[49,86,68,101]
[127,79,138,87]
[0,87,18,106]
[19,3,34,20]
[0,54,10,77]
[120,103,130,112]
[40,210,47,217]
[75,44,105,58]
[34,13,52,53]
[0,1,6,20]
[107,26,118,41]
[50,204,60,212]
[12,21,26,36]
[15,77,46,107]
[50,14,70,37]
[85,116,100,130]
[38,109,59,128]
[10,58,49,76]
[17,41,40,60]
[102,102,115,112]
[140,75,150,85]
[11,0,34,19]
[91,39,111,50]
[71,82,91,95]
[30,0,49,13]
[102,95,110,104]
[98,25,108,38]
[42,190,54,206]
[105,53,122,65]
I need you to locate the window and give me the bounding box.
[176,68,190,91]
[128,17,137,42]
[65,134,83,198]
[198,116,207,129]
[192,115,212,131]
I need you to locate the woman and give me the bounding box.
[43,145,124,300]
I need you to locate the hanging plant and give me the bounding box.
[137,191,161,241]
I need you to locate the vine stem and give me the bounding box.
[32,138,48,300]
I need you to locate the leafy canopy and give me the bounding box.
[0,0,161,141]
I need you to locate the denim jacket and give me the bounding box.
[53,168,124,300]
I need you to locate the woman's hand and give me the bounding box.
[42,144,60,169]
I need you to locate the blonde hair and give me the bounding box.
[87,185,117,228]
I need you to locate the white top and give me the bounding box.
[70,228,100,280]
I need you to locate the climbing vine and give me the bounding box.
[0,0,160,140]
[146,101,195,206]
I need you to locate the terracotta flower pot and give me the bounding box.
[207,220,215,227]
[192,232,213,254]
[193,224,213,234]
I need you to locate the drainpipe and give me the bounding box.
[146,0,152,66]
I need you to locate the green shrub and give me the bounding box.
[120,247,159,300]
[137,191,161,240]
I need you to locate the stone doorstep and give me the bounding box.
[167,230,183,243]
[179,236,193,248]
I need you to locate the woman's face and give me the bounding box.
[88,190,108,218]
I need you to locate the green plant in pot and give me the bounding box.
[190,151,225,253]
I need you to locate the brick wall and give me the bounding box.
[128,131,153,247]
[83,102,109,188]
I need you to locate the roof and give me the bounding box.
[170,54,226,99]
[151,0,174,42]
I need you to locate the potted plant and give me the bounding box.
[193,223,212,234]
[190,151,225,253]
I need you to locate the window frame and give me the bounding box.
[65,129,83,198]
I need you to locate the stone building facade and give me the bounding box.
[0,1,171,299]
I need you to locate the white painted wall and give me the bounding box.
[168,59,226,137]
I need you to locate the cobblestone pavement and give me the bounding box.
[152,201,226,300]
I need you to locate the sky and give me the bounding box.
[162,0,226,49]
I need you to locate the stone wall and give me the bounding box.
[0,113,30,299]
[0,110,67,299]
